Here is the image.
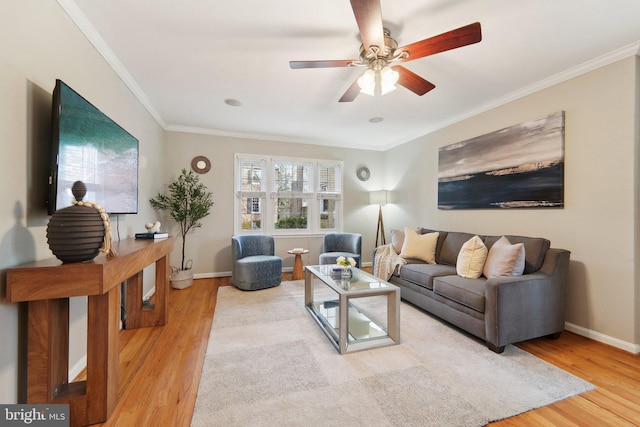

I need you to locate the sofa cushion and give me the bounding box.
[400,228,439,264]
[433,275,486,313]
[456,235,488,279]
[484,235,549,274]
[438,232,478,266]
[398,263,457,290]
[483,236,525,278]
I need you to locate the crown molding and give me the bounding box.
[395,40,640,149]
[58,0,640,151]
[164,124,385,151]
[56,0,166,128]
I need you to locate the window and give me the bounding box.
[317,163,340,230]
[235,155,342,234]
[236,158,266,231]
[271,159,312,231]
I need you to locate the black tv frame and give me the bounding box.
[47,79,139,215]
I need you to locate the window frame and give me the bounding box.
[234,154,343,235]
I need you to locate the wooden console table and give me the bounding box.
[6,237,173,427]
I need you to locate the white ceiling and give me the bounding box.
[64,0,640,151]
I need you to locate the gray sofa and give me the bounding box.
[373,228,570,353]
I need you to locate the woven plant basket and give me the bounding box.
[170,260,193,289]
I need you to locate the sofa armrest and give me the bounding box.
[484,248,570,349]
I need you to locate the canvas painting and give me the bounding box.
[438,111,565,209]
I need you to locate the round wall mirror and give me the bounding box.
[191,156,211,174]
[356,166,370,181]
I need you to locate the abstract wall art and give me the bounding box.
[438,111,565,209]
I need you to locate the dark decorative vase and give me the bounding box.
[46,181,105,263]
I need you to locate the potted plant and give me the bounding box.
[150,168,214,289]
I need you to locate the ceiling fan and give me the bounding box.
[289,0,482,102]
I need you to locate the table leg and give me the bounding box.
[124,254,169,329]
[292,253,304,280]
[339,294,348,354]
[27,298,69,403]
[154,254,169,325]
[387,289,400,343]
[304,268,313,306]
[85,288,119,424]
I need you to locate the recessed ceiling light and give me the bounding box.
[369,117,384,123]
[224,99,242,107]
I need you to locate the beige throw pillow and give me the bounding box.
[456,235,488,279]
[400,227,439,264]
[483,236,526,278]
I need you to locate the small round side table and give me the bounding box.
[288,249,309,280]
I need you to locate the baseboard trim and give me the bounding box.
[565,322,639,354]
[194,264,375,280]
[194,271,232,279]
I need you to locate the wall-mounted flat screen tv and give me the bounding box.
[47,79,139,215]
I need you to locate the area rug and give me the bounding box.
[191,281,593,427]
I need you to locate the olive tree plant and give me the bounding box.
[150,168,214,271]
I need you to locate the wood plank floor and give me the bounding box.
[89,275,640,426]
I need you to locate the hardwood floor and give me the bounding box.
[91,275,640,426]
[85,276,229,427]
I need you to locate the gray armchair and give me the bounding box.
[232,235,282,291]
[319,233,362,268]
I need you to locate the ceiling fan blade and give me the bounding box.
[289,59,357,69]
[338,77,361,102]
[393,65,436,96]
[398,22,482,62]
[350,0,385,55]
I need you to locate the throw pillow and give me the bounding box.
[400,227,439,264]
[456,235,488,279]
[390,229,405,254]
[483,236,526,278]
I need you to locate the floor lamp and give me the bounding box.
[370,190,390,247]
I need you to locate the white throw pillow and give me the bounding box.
[400,227,439,264]
[390,229,405,254]
[483,236,526,278]
[456,235,488,279]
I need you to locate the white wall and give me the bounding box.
[383,57,640,351]
[161,132,384,275]
[0,1,165,403]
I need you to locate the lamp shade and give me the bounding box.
[379,66,399,95]
[370,190,390,205]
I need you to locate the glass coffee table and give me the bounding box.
[304,265,400,354]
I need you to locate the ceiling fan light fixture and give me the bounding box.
[379,65,399,95]
[358,65,398,96]
[357,69,377,96]
[380,83,397,96]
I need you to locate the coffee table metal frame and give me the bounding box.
[304,264,400,354]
